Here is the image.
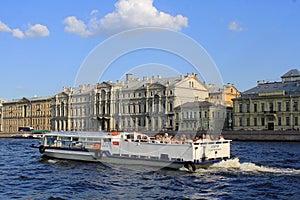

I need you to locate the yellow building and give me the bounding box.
[233,69,300,131]
[209,83,240,107]
[2,96,52,133]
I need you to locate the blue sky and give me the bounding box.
[0,0,299,100]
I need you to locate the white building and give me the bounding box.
[52,73,209,133]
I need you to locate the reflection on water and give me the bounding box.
[0,139,299,199]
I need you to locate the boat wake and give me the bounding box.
[198,158,300,175]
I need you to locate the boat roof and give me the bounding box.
[45,131,109,137]
[44,131,145,138]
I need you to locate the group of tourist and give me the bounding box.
[152,133,226,144]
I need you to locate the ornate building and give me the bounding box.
[52,73,209,132]
[2,96,52,132]
[51,84,95,131]
[233,69,300,131]
[174,101,226,133]
[209,83,240,107]
[95,73,209,132]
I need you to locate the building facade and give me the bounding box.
[233,69,300,131]
[51,84,95,132]
[208,83,240,107]
[208,83,240,130]
[52,73,209,132]
[2,97,52,132]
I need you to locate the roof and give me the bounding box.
[240,81,300,98]
[116,76,183,90]
[174,101,216,109]
[281,69,300,78]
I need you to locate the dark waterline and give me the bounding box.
[0,139,299,199]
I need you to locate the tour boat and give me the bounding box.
[37,131,231,171]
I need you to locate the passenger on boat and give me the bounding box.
[200,133,208,142]
[193,136,200,143]
[125,134,134,142]
[218,134,225,141]
[170,135,180,144]
[153,135,161,143]
[162,133,171,144]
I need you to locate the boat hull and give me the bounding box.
[42,147,226,170]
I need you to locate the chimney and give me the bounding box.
[180,75,184,80]
[187,73,191,78]
[126,73,133,81]
[143,76,148,81]
[157,75,162,79]
[80,84,85,91]
[152,75,155,80]
[195,73,199,80]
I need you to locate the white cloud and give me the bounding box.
[12,28,25,39]
[25,24,50,38]
[63,16,92,37]
[0,20,11,32]
[228,21,245,32]
[0,20,50,39]
[63,0,188,37]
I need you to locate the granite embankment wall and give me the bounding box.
[1,131,300,141]
[0,133,15,138]
[222,130,300,142]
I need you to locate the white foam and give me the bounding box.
[207,158,300,175]
[47,159,58,164]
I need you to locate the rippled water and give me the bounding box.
[0,139,299,200]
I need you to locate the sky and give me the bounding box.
[0,0,299,100]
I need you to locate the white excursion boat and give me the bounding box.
[37,131,231,171]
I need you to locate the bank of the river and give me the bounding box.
[0,133,14,138]
[222,130,300,141]
[2,130,300,141]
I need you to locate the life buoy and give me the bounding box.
[39,145,45,154]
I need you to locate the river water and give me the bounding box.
[0,138,299,200]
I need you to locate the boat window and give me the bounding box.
[103,138,111,142]
[45,136,57,146]
[61,137,71,147]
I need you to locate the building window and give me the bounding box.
[278,117,282,126]
[295,117,298,126]
[286,101,290,112]
[261,117,265,126]
[277,102,282,112]
[199,112,202,118]
[246,104,250,113]
[294,101,298,111]
[261,103,265,112]
[254,104,258,112]
[254,118,257,126]
[204,111,208,118]
[239,104,243,113]
[247,118,250,126]
[269,102,274,112]
[286,117,290,126]
[239,118,243,126]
